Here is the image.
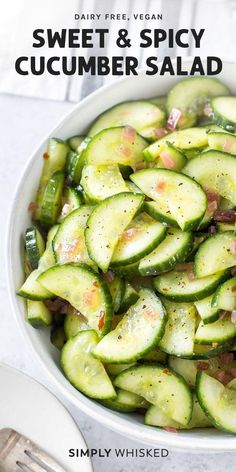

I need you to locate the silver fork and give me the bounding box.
[0,428,66,472]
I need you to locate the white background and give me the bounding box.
[1,0,236,470]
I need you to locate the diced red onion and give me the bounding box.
[218,352,234,364]
[164,426,178,433]
[230,241,236,254]
[207,200,218,214]
[219,310,229,320]
[197,362,209,371]
[208,225,217,234]
[45,298,68,314]
[122,126,136,142]
[231,310,236,323]
[28,201,38,212]
[214,210,236,223]
[154,128,169,139]
[230,368,236,378]
[160,150,175,169]
[167,108,182,131]
[102,271,115,283]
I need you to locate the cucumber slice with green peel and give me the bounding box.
[189,341,234,360]
[51,325,66,350]
[67,135,84,151]
[40,171,65,228]
[105,363,135,377]
[46,225,59,246]
[145,395,211,429]
[111,213,166,267]
[17,269,54,300]
[184,150,236,205]
[195,313,236,344]
[114,364,193,425]
[208,132,236,155]
[166,77,230,129]
[143,128,209,162]
[24,250,32,277]
[158,299,197,357]
[185,233,209,262]
[118,282,139,313]
[227,379,236,390]
[112,261,140,278]
[144,201,177,227]
[149,96,167,110]
[104,275,125,312]
[194,232,236,278]
[219,197,235,211]
[38,263,113,335]
[131,169,207,231]
[119,164,133,179]
[139,229,193,276]
[194,295,221,325]
[100,388,149,413]
[61,330,116,399]
[196,372,236,433]
[155,142,187,171]
[211,96,236,132]
[81,165,128,203]
[58,187,84,222]
[35,138,69,220]
[88,101,165,140]
[140,349,167,364]
[26,300,52,328]
[64,309,89,339]
[93,289,166,363]
[85,192,144,272]
[212,277,236,311]
[154,269,228,302]
[53,206,95,267]
[125,181,144,194]
[216,222,236,232]
[85,127,147,167]
[25,226,45,270]
[67,151,85,184]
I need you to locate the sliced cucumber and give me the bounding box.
[154,269,228,302]
[184,150,236,205]
[139,228,193,276]
[155,142,187,171]
[38,264,113,335]
[85,127,147,167]
[190,341,234,359]
[25,226,45,270]
[111,213,166,267]
[81,165,128,203]
[212,276,236,311]
[58,187,84,221]
[131,169,206,231]
[93,289,166,363]
[67,135,84,151]
[51,325,66,350]
[194,295,220,324]
[140,349,167,364]
[196,372,236,433]
[217,222,236,232]
[195,313,236,344]
[100,388,148,413]
[105,274,125,313]
[112,261,140,278]
[125,181,144,194]
[194,232,236,278]
[145,395,211,429]
[53,206,95,267]
[211,96,236,131]
[114,364,192,425]
[17,269,53,300]
[35,138,69,220]
[150,96,167,110]
[61,330,116,399]
[167,77,229,129]
[64,308,89,339]
[89,101,165,140]
[26,300,52,328]
[208,132,236,155]
[169,355,236,389]
[143,128,209,162]
[118,282,139,313]
[85,192,144,272]
[158,299,197,357]
[105,363,135,377]
[40,171,65,228]
[219,197,235,211]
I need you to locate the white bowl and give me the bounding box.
[7,58,236,452]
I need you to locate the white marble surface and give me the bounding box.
[1,93,236,471]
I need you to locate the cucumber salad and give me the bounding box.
[18,77,236,434]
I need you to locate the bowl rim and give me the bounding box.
[6,57,236,452]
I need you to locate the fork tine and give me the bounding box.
[16,458,46,472]
[24,450,57,472]
[16,461,35,472]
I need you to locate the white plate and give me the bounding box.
[0,363,93,472]
[7,58,236,451]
